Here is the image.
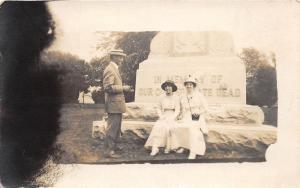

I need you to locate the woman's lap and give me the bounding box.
[145,120,206,155]
[144,120,176,148]
[170,122,206,155]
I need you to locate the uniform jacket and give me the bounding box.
[103,62,126,113]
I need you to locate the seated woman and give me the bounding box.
[170,75,209,159]
[144,80,180,156]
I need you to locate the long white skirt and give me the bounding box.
[169,118,207,155]
[144,119,177,150]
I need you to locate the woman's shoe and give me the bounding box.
[188,152,196,159]
[176,148,185,154]
[150,147,159,156]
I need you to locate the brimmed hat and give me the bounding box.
[109,49,126,57]
[161,80,177,92]
[184,75,197,87]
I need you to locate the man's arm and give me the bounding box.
[103,69,123,94]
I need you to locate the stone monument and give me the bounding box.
[123,31,276,159]
[135,31,246,105]
[128,31,266,125]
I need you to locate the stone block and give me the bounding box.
[92,120,106,139]
[121,120,277,158]
[124,103,264,125]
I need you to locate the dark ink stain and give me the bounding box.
[0,2,62,187]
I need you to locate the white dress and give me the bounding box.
[145,94,180,150]
[170,91,209,155]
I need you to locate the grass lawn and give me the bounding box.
[56,104,275,164]
[56,104,197,163]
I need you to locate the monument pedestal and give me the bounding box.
[124,102,264,126]
[120,101,275,159]
[120,120,276,159]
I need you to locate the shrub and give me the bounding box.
[239,48,277,107]
[41,51,91,103]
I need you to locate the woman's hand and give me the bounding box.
[191,113,200,121]
[176,114,183,120]
[192,113,200,117]
[200,125,209,135]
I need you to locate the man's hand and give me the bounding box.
[123,85,134,92]
[122,85,131,92]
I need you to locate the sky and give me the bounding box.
[47,1,299,62]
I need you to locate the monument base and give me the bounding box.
[90,118,276,160]
[124,102,265,125]
[118,102,276,159]
[121,120,277,159]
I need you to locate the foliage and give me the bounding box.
[89,56,109,104]
[239,48,277,107]
[95,32,123,52]
[247,65,277,106]
[89,55,109,86]
[115,32,158,62]
[115,31,158,102]
[239,48,270,80]
[41,51,91,103]
[91,90,105,104]
[92,31,157,102]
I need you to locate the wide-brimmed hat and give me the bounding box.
[161,80,177,92]
[109,49,126,57]
[184,75,197,87]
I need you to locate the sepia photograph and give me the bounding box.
[0,1,299,187]
[51,30,278,164]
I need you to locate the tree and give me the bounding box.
[92,31,158,102]
[239,48,269,81]
[239,48,277,106]
[89,55,109,86]
[115,31,158,63]
[247,65,277,106]
[89,56,109,104]
[95,32,123,52]
[41,51,92,103]
[115,31,158,102]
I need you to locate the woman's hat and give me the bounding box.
[109,49,126,57]
[161,80,177,92]
[184,75,197,87]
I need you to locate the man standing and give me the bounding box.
[103,49,132,158]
